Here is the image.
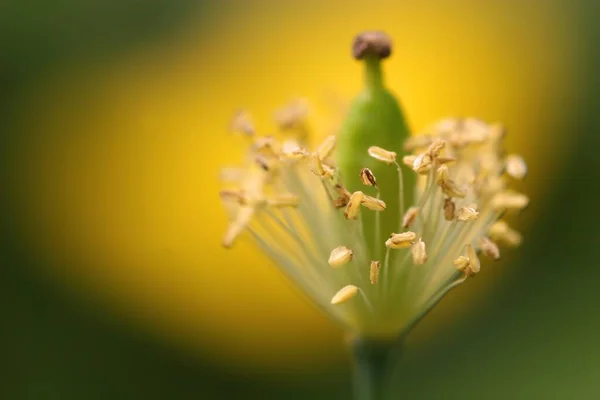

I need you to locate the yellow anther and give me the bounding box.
[443,198,456,221]
[457,206,479,221]
[411,238,427,265]
[412,152,433,174]
[452,256,470,271]
[255,154,279,172]
[368,146,397,164]
[403,134,433,152]
[453,245,480,276]
[505,154,527,180]
[402,207,419,228]
[359,168,377,187]
[267,194,299,208]
[491,191,529,211]
[369,261,381,284]
[467,244,480,274]
[281,140,308,160]
[402,155,417,169]
[252,136,278,156]
[317,135,337,161]
[331,285,359,305]
[333,184,351,208]
[229,109,255,136]
[427,138,446,158]
[311,153,335,179]
[479,236,500,260]
[344,191,364,219]
[437,165,466,198]
[386,231,416,249]
[489,220,522,246]
[328,246,354,267]
[361,195,386,211]
[274,98,309,129]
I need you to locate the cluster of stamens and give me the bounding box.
[221,109,528,337]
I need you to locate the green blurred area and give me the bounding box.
[2,0,600,399]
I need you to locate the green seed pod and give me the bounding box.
[336,31,416,255]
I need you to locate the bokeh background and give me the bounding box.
[2,0,600,398]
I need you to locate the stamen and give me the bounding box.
[253,136,278,156]
[491,191,529,211]
[505,154,527,180]
[222,206,255,248]
[274,99,309,130]
[221,99,529,339]
[368,146,396,164]
[427,138,446,157]
[443,198,456,221]
[334,184,351,208]
[457,206,479,221]
[489,220,522,246]
[267,194,300,208]
[412,152,432,174]
[467,244,481,274]
[437,156,456,165]
[402,207,419,228]
[403,134,433,152]
[452,256,470,272]
[219,189,245,204]
[311,153,335,179]
[369,261,381,284]
[281,140,308,160]
[375,189,382,259]
[361,194,386,211]
[255,154,279,172]
[437,164,466,198]
[453,244,480,277]
[331,285,359,305]
[328,246,354,268]
[358,289,374,311]
[317,135,337,160]
[479,236,500,260]
[386,231,416,249]
[344,191,364,219]
[402,155,416,168]
[382,247,391,294]
[394,161,406,218]
[229,109,255,136]
[411,238,427,265]
[219,168,244,183]
[359,168,377,187]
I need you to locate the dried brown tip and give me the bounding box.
[352,31,392,60]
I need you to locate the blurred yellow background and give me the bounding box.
[13,0,579,370]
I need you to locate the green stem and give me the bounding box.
[364,55,384,91]
[351,337,402,400]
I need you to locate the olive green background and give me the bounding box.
[2,1,600,399]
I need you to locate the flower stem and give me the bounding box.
[351,337,402,400]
